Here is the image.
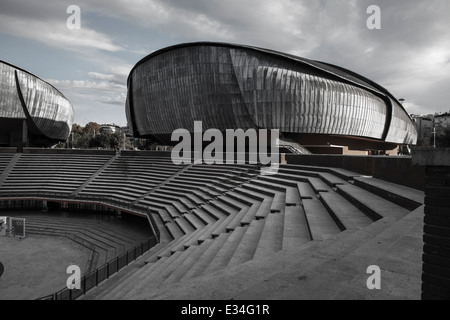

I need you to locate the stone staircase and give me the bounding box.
[81,163,424,300]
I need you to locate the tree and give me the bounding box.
[83,122,102,136]
[89,134,111,149]
[109,132,125,150]
[73,133,90,149]
[436,128,450,147]
[72,123,83,134]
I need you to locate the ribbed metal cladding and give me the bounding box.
[127,42,418,145]
[0,61,74,141]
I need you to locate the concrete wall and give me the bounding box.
[286,154,425,190]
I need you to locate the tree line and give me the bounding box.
[69,122,127,150]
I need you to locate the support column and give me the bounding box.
[413,147,450,300]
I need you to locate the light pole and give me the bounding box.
[433,127,437,148]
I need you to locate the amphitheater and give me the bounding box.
[0,148,425,300]
[0,43,437,301]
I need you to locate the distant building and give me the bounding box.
[100,124,121,134]
[411,115,434,146]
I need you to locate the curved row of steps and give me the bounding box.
[10,212,153,268]
[82,163,423,300]
[0,154,112,195]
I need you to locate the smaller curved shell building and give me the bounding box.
[126,42,417,153]
[0,60,74,148]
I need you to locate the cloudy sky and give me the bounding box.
[1,0,449,126]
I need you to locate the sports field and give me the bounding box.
[0,234,89,300]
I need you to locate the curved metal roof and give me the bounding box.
[0,59,70,101]
[129,41,410,118]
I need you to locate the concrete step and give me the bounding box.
[141,211,407,300]
[150,212,172,244]
[181,233,231,281]
[270,192,286,214]
[282,206,312,251]
[209,200,237,216]
[102,256,168,300]
[202,227,248,275]
[211,212,239,238]
[155,209,172,223]
[225,206,252,232]
[309,177,332,193]
[183,212,206,230]
[276,168,348,187]
[163,240,215,285]
[146,245,201,288]
[201,204,228,220]
[285,187,302,206]
[170,226,210,253]
[233,187,265,202]
[319,192,374,231]
[227,219,266,268]
[165,221,184,240]
[241,183,275,197]
[240,202,262,225]
[302,199,341,240]
[83,259,146,300]
[280,164,361,181]
[174,217,195,234]
[297,182,316,199]
[122,250,186,299]
[255,198,273,219]
[197,217,227,243]
[226,191,257,206]
[191,208,217,225]
[336,184,410,221]
[251,179,287,192]
[253,213,284,259]
[353,176,424,210]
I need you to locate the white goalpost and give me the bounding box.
[0,217,26,238]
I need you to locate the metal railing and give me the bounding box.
[37,238,154,300]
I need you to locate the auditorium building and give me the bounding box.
[0,60,74,149]
[126,42,418,155]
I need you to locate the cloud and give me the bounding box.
[0,14,123,53]
[2,0,450,125]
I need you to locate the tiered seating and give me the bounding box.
[0,153,15,174]
[0,154,112,195]
[0,151,424,300]
[138,163,261,245]
[78,156,184,203]
[82,163,424,300]
[12,212,152,268]
[141,205,424,300]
